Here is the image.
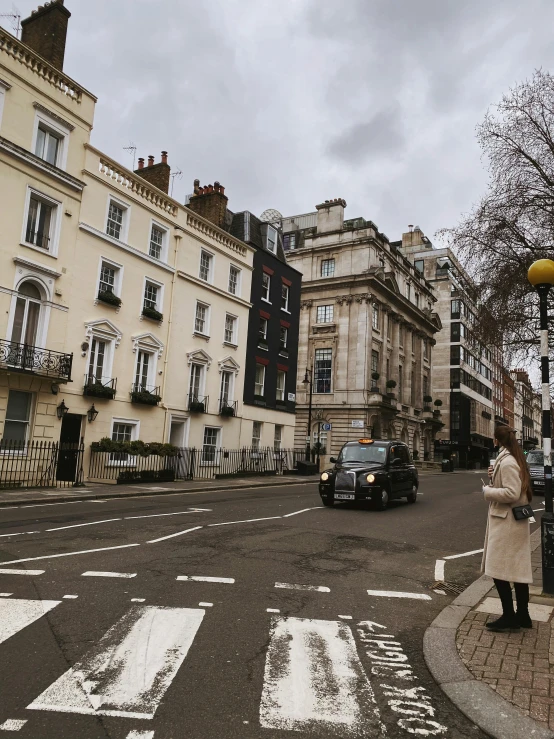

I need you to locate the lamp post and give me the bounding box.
[528,259,554,593]
[302,367,313,462]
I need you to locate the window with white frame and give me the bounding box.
[252,421,262,450]
[189,363,204,402]
[149,224,166,260]
[224,313,237,344]
[106,200,127,240]
[317,305,334,323]
[24,190,58,252]
[199,250,213,282]
[279,326,288,352]
[110,419,139,463]
[315,348,332,393]
[261,273,271,302]
[274,425,283,451]
[1,390,33,447]
[281,284,290,311]
[202,426,220,463]
[220,370,233,404]
[372,303,380,330]
[99,262,116,295]
[143,280,162,314]
[87,338,107,383]
[194,302,210,335]
[258,317,268,346]
[35,124,63,166]
[283,233,296,251]
[112,421,134,443]
[267,226,277,254]
[255,363,265,396]
[276,370,286,401]
[134,350,154,392]
[228,265,241,295]
[321,259,335,277]
[9,281,43,347]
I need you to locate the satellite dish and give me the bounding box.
[260,208,283,224]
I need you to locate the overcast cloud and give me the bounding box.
[7,0,554,241]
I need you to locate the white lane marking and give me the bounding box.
[46,518,121,532]
[0,568,45,576]
[63,595,78,600]
[125,509,211,520]
[339,615,353,620]
[0,593,13,597]
[147,525,203,544]
[443,548,484,560]
[126,730,154,739]
[208,516,282,527]
[434,559,445,582]
[133,486,174,491]
[434,589,447,596]
[260,616,384,734]
[0,533,27,539]
[267,608,280,613]
[131,598,145,603]
[367,590,432,601]
[281,507,324,517]
[28,605,205,719]
[0,598,61,645]
[189,508,212,512]
[177,576,234,584]
[0,543,140,565]
[0,719,27,731]
[275,582,330,593]
[199,602,213,607]
[82,571,137,579]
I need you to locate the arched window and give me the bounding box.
[11,281,43,347]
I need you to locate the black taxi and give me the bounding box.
[319,438,418,510]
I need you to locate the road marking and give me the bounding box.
[131,598,145,603]
[282,506,324,517]
[177,576,234,584]
[0,593,13,597]
[339,615,353,620]
[275,582,330,593]
[0,543,140,565]
[63,595,78,599]
[82,571,137,579]
[260,616,384,734]
[0,568,45,576]
[126,731,154,739]
[208,516,282,527]
[0,598,61,645]
[434,560,445,581]
[0,533,27,538]
[367,590,432,601]
[0,719,27,731]
[46,518,121,532]
[125,509,211,520]
[28,605,205,719]
[199,602,213,607]
[433,589,447,596]
[443,548,483,560]
[267,608,280,613]
[147,525,203,544]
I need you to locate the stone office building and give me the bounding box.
[281,199,442,460]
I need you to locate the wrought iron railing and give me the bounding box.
[0,339,72,381]
[0,440,84,488]
[84,375,117,399]
[219,398,237,416]
[188,394,208,413]
[130,383,161,405]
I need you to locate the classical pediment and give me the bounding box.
[84,319,123,347]
[132,332,165,357]
[384,272,400,294]
[186,348,212,367]
[218,356,240,375]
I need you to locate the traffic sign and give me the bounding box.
[322,423,332,431]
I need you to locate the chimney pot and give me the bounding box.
[137,157,144,169]
[208,184,214,194]
[161,151,168,164]
[219,185,225,195]
[148,155,155,167]
[194,178,200,186]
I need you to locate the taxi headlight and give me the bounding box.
[366,473,375,483]
[320,472,330,482]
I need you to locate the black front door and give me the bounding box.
[56,413,83,483]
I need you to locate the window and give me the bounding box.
[109,420,139,463]
[398,365,403,401]
[199,250,213,282]
[189,363,204,401]
[412,332,416,352]
[262,273,271,302]
[33,108,70,169]
[25,193,55,250]
[143,281,159,312]
[411,370,416,406]
[317,305,334,323]
[371,350,379,374]
[281,284,290,311]
[276,370,286,401]
[451,323,460,342]
[252,421,262,450]
[112,421,133,443]
[386,358,390,382]
[387,314,393,339]
[10,281,42,347]
[87,338,106,383]
[399,325,404,346]
[321,259,335,277]
[224,313,237,344]
[202,427,220,463]
[450,345,460,365]
[315,348,332,393]
[406,283,411,301]
[414,259,424,274]
[194,302,209,335]
[99,263,116,294]
[283,233,296,251]
[228,265,241,295]
[255,363,265,396]
[423,375,428,398]
[415,293,419,308]
[274,425,283,451]
[2,390,32,446]
[279,326,288,352]
[267,227,277,253]
[451,299,461,318]
[258,317,268,345]
[35,124,62,166]
[106,201,124,240]
[423,340,429,360]
[149,224,165,260]
[220,370,233,403]
[135,351,151,391]
[372,304,380,330]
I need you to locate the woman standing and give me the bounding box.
[482,425,533,632]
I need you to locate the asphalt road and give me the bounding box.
[0,473,543,738]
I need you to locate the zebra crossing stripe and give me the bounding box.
[0,598,61,645]
[27,606,205,719]
[259,616,385,735]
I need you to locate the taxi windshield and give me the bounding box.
[338,444,387,464]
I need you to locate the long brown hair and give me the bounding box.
[494,426,532,502]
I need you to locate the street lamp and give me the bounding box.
[56,400,69,420]
[528,259,554,593]
[302,367,314,461]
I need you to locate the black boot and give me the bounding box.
[515,583,532,629]
[487,579,520,631]
[486,614,520,632]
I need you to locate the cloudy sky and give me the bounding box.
[7,0,554,241]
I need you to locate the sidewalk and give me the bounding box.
[425,528,554,739]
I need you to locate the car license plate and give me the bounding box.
[335,493,355,500]
[535,480,545,485]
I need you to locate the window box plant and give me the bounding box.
[433,399,442,417]
[142,306,163,322]
[219,404,234,417]
[370,371,380,392]
[385,379,397,398]
[423,395,433,412]
[84,381,116,399]
[97,290,122,307]
[189,399,206,413]
[130,389,161,405]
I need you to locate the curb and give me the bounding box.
[424,529,554,739]
[0,477,320,508]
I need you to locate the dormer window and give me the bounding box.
[267,226,277,254]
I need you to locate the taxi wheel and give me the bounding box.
[375,488,389,511]
[322,498,335,507]
[407,484,418,504]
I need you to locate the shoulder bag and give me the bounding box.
[512,504,533,520]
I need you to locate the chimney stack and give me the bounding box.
[134,151,171,194]
[21,0,71,72]
[187,178,229,229]
[315,198,347,234]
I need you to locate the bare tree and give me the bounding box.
[439,69,554,368]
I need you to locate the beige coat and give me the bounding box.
[481,448,532,584]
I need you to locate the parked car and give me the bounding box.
[527,450,545,495]
[319,438,418,511]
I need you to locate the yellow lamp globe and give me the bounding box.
[528,259,554,287]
